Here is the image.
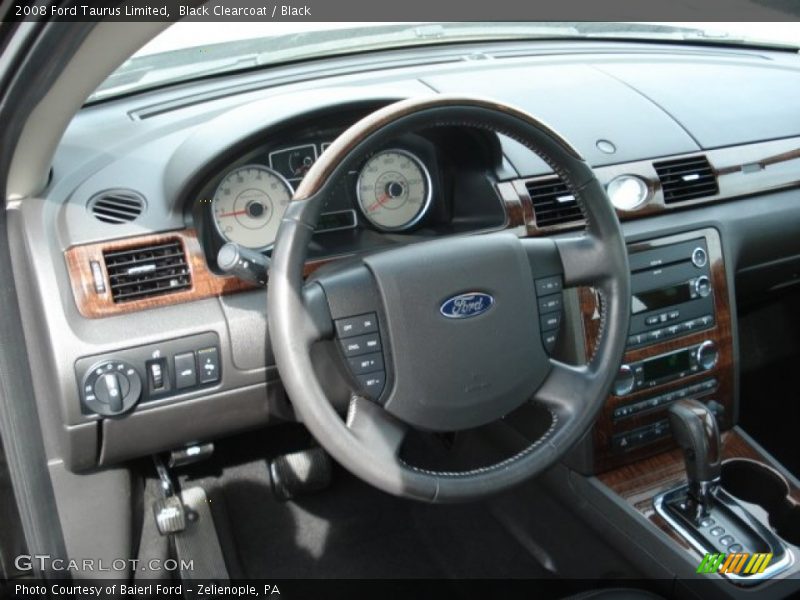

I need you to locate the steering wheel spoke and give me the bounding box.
[535,359,593,419]
[346,395,407,460]
[301,282,335,344]
[554,234,614,287]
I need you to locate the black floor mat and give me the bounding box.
[179,429,553,580]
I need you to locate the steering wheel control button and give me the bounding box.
[537,294,562,313]
[535,276,563,296]
[335,313,378,338]
[542,331,558,353]
[197,347,221,384]
[357,372,386,399]
[539,312,562,332]
[348,352,384,375]
[174,352,198,389]
[692,247,709,268]
[340,333,382,357]
[81,359,142,416]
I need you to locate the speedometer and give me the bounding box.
[356,149,432,231]
[212,165,293,250]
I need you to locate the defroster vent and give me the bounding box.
[103,239,191,303]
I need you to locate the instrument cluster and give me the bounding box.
[207,135,439,252]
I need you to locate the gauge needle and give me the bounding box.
[217,210,248,218]
[367,194,389,212]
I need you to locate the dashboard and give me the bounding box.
[11,39,800,474]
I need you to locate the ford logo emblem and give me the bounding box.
[440,292,494,319]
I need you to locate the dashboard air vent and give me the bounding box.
[526,177,583,227]
[88,189,146,224]
[653,156,718,204]
[103,239,191,303]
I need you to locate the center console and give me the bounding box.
[573,227,800,593]
[580,227,735,472]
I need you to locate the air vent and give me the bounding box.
[88,189,146,224]
[653,156,718,204]
[526,177,584,227]
[103,239,191,303]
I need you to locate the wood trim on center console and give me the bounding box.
[580,228,735,473]
[598,429,800,558]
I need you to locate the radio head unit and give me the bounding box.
[627,238,715,349]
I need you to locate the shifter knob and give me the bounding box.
[668,399,721,505]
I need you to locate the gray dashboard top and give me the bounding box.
[51,41,800,249]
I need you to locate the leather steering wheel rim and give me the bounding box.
[267,96,631,502]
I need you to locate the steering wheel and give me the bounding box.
[267,96,630,502]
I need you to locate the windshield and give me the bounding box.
[90,21,800,102]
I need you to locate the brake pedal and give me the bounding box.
[269,447,332,501]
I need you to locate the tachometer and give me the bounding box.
[212,165,293,250]
[356,149,431,231]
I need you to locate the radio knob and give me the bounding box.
[613,364,636,396]
[694,275,712,298]
[691,247,708,268]
[696,341,719,371]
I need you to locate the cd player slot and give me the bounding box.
[628,238,707,273]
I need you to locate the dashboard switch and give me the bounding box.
[147,358,168,392]
[197,347,221,384]
[174,352,197,389]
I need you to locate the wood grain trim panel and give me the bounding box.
[65,229,257,318]
[582,228,735,472]
[512,136,800,236]
[598,429,800,555]
[65,229,342,318]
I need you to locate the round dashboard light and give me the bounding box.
[606,175,649,211]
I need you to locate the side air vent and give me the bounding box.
[653,156,718,204]
[526,177,583,227]
[103,239,191,303]
[88,189,146,224]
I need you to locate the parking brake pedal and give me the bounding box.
[151,454,229,581]
[153,455,186,535]
[269,447,333,501]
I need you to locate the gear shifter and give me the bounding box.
[668,399,721,513]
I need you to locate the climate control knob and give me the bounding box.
[82,360,142,416]
[695,341,719,371]
[613,364,636,396]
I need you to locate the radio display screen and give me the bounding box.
[643,351,690,382]
[632,283,692,314]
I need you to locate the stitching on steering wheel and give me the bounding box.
[397,408,559,478]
